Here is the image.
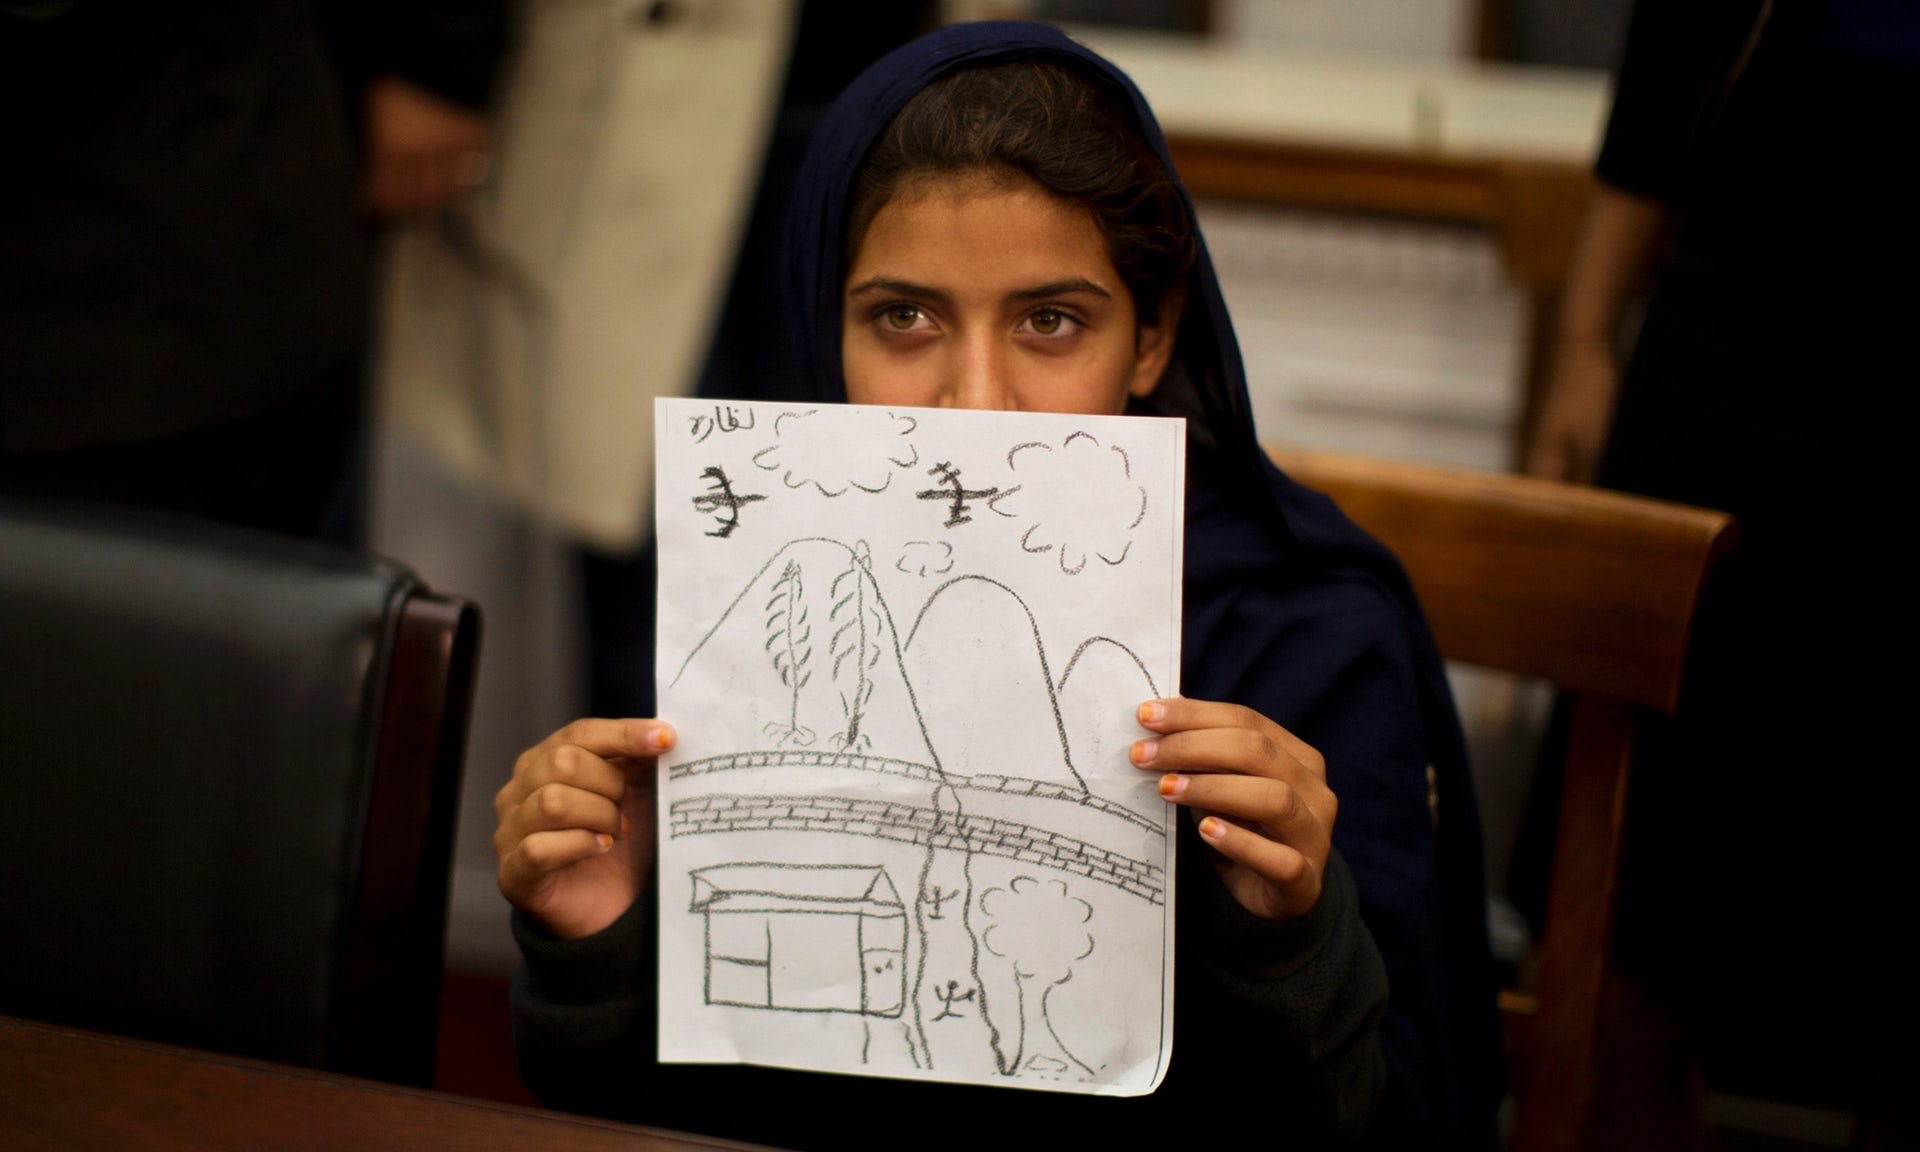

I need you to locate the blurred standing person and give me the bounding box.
[369,1,937,973]
[0,0,511,544]
[1522,0,1917,1141]
[375,0,937,718]
[574,0,941,720]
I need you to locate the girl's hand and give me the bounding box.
[1132,698,1334,921]
[493,718,674,940]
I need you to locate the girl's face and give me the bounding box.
[841,175,1176,414]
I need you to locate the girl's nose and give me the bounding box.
[947,333,1013,410]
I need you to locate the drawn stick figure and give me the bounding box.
[923,883,961,921]
[932,979,976,1021]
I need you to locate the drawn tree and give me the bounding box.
[981,876,1096,1079]
[762,559,815,746]
[828,540,882,750]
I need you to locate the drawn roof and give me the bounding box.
[689,863,904,916]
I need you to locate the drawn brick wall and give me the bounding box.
[669,771,1165,904]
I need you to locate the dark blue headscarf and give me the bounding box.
[778,20,1503,1149]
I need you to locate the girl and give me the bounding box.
[494,21,1502,1150]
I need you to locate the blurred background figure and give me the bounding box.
[1523,0,1917,1144]
[0,0,512,545]
[369,0,938,976]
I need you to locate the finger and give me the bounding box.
[1131,721,1313,788]
[539,717,676,769]
[497,718,673,820]
[1158,770,1321,850]
[1136,696,1262,736]
[498,827,615,899]
[1195,814,1317,906]
[1136,697,1324,784]
[520,776,626,839]
[494,783,619,868]
[498,743,618,821]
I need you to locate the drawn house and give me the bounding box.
[689,864,906,1017]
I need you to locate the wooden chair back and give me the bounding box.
[1268,446,1737,1152]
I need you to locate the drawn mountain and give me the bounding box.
[903,574,1081,789]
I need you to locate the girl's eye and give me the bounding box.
[882,305,926,331]
[1025,308,1079,337]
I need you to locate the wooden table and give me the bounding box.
[1071,26,1612,457]
[0,1015,775,1152]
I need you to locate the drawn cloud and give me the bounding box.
[988,432,1147,575]
[752,408,919,496]
[895,540,954,578]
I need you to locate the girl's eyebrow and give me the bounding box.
[1010,277,1111,302]
[845,277,948,303]
[845,276,1113,302]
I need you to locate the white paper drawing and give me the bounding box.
[655,397,1184,1098]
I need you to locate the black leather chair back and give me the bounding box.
[0,495,480,1086]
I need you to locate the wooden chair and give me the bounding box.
[1268,446,1738,1152]
[0,495,482,1088]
